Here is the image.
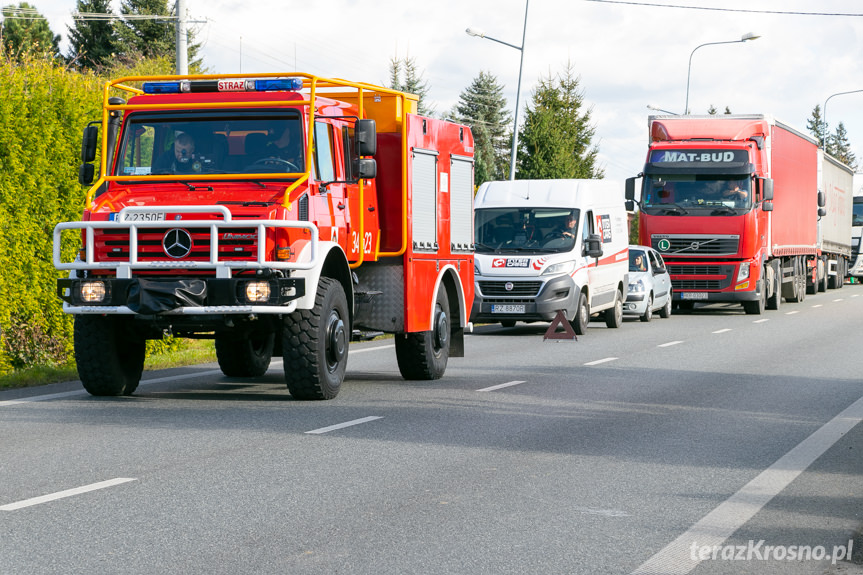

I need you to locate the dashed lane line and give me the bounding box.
[477,380,527,392]
[584,357,618,366]
[305,416,383,435]
[0,478,137,511]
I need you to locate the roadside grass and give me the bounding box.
[0,340,217,391]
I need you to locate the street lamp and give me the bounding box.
[466,0,529,180]
[823,89,863,149]
[684,32,760,115]
[647,104,679,115]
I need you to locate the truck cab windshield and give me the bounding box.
[475,207,580,253]
[642,175,752,215]
[115,110,305,177]
[853,198,863,227]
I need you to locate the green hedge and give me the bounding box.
[0,55,178,374]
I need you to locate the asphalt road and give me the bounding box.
[2,286,863,574]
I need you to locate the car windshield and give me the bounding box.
[475,207,580,253]
[115,110,305,177]
[629,250,648,272]
[642,175,752,214]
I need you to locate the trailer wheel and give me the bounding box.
[604,289,623,328]
[215,330,274,377]
[569,291,589,335]
[818,258,828,292]
[74,315,145,396]
[282,277,349,400]
[395,288,450,380]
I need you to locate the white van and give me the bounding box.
[471,179,629,334]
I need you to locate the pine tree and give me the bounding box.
[806,104,828,148]
[0,2,60,60]
[707,105,717,115]
[114,0,203,72]
[66,0,118,70]
[516,62,603,180]
[387,55,432,116]
[455,71,511,185]
[827,122,857,169]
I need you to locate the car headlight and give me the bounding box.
[541,260,576,276]
[736,263,750,282]
[628,279,645,294]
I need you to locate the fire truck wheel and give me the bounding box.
[604,289,623,328]
[570,291,589,335]
[282,277,348,400]
[395,288,450,380]
[74,315,145,396]
[215,331,274,377]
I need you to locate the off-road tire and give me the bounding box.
[74,315,145,396]
[395,288,450,380]
[282,277,349,400]
[215,330,274,377]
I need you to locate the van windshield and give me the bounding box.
[475,208,580,253]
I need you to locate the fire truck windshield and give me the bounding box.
[475,207,580,253]
[115,110,305,178]
[641,175,752,215]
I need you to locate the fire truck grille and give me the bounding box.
[652,236,739,256]
[97,227,259,261]
[479,281,543,297]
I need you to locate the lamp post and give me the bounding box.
[466,0,529,180]
[684,32,760,115]
[823,89,863,149]
[647,104,679,115]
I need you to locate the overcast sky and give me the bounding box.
[37,0,863,181]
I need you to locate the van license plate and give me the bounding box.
[491,304,525,314]
[681,292,708,300]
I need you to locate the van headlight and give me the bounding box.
[541,261,575,276]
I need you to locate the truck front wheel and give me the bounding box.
[282,277,349,400]
[74,315,145,396]
[395,288,450,380]
[215,330,274,377]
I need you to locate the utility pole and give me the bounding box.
[175,0,188,75]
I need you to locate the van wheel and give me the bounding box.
[282,277,349,400]
[605,289,623,328]
[215,330,274,377]
[75,315,145,396]
[569,292,589,335]
[395,288,450,380]
[640,294,653,322]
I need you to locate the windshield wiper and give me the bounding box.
[711,206,738,216]
[660,204,688,215]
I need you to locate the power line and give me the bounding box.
[581,0,863,17]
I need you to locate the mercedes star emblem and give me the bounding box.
[163,228,193,258]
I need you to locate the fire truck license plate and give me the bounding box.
[119,212,166,222]
[681,292,708,300]
[491,304,525,314]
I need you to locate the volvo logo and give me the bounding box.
[163,228,193,258]
[504,282,514,291]
[690,241,701,251]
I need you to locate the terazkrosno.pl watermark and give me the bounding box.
[690,540,854,564]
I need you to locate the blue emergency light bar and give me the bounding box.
[142,78,304,95]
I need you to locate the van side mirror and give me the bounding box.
[761,178,774,201]
[355,119,376,156]
[584,233,603,258]
[81,125,98,163]
[355,158,377,180]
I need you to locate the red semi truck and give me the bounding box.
[53,73,475,399]
[626,114,853,314]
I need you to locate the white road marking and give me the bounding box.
[477,380,527,392]
[834,299,844,302]
[812,304,823,308]
[305,416,383,435]
[631,393,863,575]
[0,478,137,511]
[785,310,800,315]
[584,357,618,366]
[349,344,394,354]
[712,329,732,334]
[658,341,683,348]
[753,319,770,324]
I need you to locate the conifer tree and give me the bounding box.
[66,0,119,70]
[455,71,511,185]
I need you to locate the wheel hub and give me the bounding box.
[325,311,347,370]
[433,308,449,351]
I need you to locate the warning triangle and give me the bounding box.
[543,309,578,341]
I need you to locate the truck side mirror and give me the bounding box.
[78,163,94,185]
[584,233,603,259]
[81,125,98,163]
[817,191,826,208]
[625,177,637,201]
[355,158,377,180]
[625,200,635,212]
[761,178,774,201]
[818,207,827,217]
[762,200,773,212]
[355,119,377,157]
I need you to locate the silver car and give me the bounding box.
[625,245,672,322]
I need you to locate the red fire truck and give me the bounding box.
[53,73,475,399]
[626,114,852,314]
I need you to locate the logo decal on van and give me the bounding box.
[596,214,612,243]
[492,257,530,268]
[533,256,548,270]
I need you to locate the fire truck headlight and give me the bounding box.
[245,281,271,303]
[80,281,106,303]
[736,264,750,282]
